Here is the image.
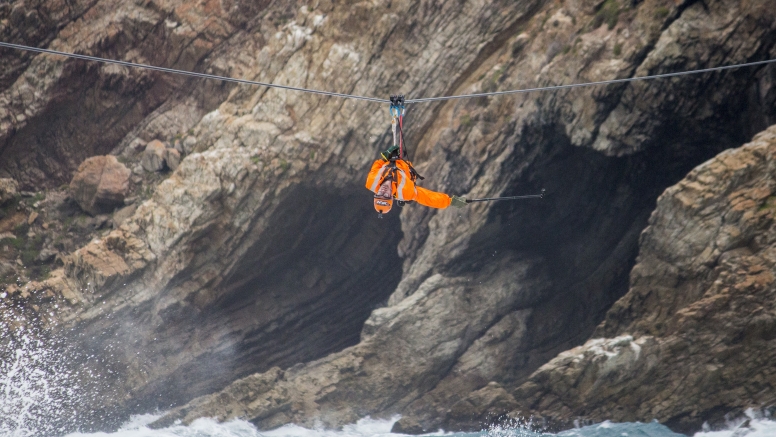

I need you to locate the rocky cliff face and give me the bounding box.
[512,125,776,434]
[1,0,776,433]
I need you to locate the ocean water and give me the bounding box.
[56,414,776,437]
[2,321,775,437]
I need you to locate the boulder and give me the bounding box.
[164,148,181,171]
[0,178,18,205]
[37,247,59,263]
[394,383,519,433]
[141,140,166,172]
[70,156,130,215]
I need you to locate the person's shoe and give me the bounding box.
[375,180,392,199]
[374,180,393,216]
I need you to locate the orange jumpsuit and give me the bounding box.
[365,159,452,209]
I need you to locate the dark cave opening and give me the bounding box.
[444,59,776,378]
[445,118,752,389]
[217,184,405,368]
[141,184,404,409]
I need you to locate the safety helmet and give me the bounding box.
[373,178,393,217]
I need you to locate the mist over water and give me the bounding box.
[57,414,776,437]
[65,415,685,437]
[2,317,774,437]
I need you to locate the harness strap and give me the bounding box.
[407,162,424,180]
[378,158,424,186]
[385,96,419,200]
[377,159,397,188]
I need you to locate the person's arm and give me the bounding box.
[415,186,468,209]
[414,186,452,208]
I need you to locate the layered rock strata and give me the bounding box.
[511,124,776,434]
[0,0,775,433]
[0,0,238,189]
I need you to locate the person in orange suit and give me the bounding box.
[366,145,467,217]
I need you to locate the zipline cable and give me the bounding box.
[0,41,389,104]
[2,41,776,105]
[405,58,776,103]
[466,189,545,203]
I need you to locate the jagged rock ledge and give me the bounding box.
[510,124,776,434]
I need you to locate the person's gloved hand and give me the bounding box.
[450,195,467,208]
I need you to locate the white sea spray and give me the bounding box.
[0,304,123,437]
[693,409,776,437]
[0,324,773,437]
[0,318,83,436]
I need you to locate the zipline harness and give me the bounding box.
[371,95,430,216]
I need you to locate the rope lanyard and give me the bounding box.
[389,95,406,158]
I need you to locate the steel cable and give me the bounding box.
[2,41,776,105]
[405,58,776,103]
[0,41,389,103]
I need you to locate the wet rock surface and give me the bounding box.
[0,0,775,433]
[512,125,776,433]
[153,257,548,429]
